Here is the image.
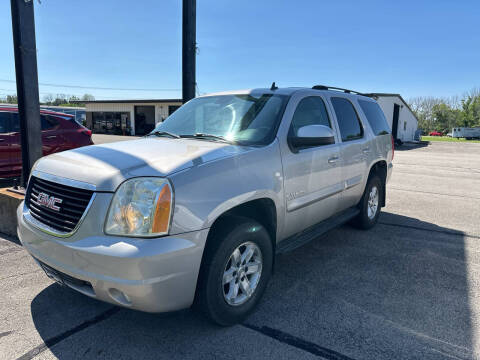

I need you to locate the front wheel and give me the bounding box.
[195,217,273,326]
[352,175,383,229]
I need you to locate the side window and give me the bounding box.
[41,115,59,130]
[289,96,331,136]
[357,99,390,136]
[11,113,20,132]
[331,97,363,141]
[0,112,10,133]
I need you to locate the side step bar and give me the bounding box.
[276,207,360,254]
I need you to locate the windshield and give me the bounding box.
[151,94,288,145]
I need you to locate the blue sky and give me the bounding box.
[0,0,479,101]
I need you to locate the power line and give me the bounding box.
[0,78,181,92]
[0,88,132,100]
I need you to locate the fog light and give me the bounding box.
[108,288,132,306]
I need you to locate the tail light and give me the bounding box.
[391,135,395,161]
[81,129,92,137]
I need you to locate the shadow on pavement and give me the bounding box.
[395,142,430,151]
[27,212,474,360]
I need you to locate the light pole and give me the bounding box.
[10,0,42,189]
[182,0,196,103]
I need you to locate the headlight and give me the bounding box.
[105,177,173,237]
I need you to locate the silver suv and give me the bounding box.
[17,85,393,325]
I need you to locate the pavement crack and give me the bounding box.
[15,307,121,360]
[0,330,13,339]
[242,323,356,360]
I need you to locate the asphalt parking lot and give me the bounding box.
[1,141,480,360]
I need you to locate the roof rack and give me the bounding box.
[312,85,367,96]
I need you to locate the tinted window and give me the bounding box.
[11,113,19,132]
[10,113,58,132]
[358,99,390,136]
[0,112,9,133]
[331,97,363,141]
[41,115,59,130]
[290,96,331,136]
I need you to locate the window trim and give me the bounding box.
[330,96,364,142]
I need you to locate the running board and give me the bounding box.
[276,207,360,254]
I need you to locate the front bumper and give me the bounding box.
[17,203,209,313]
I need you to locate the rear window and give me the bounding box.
[41,115,59,130]
[358,100,390,136]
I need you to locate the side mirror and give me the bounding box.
[289,125,335,149]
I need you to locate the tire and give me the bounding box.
[195,217,273,326]
[351,175,383,230]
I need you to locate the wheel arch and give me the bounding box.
[367,160,388,207]
[194,197,278,304]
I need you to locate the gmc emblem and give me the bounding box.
[37,192,63,211]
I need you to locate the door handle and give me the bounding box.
[362,147,370,154]
[328,156,339,164]
[46,135,57,139]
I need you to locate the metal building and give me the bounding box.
[83,99,182,136]
[366,93,419,143]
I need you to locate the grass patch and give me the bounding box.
[422,136,480,143]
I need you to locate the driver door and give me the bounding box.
[280,95,343,239]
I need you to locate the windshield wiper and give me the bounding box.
[148,131,180,139]
[180,133,230,143]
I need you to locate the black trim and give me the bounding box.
[313,84,367,96]
[289,135,335,149]
[277,207,360,253]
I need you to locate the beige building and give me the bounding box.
[84,99,182,136]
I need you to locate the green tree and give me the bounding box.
[432,103,461,133]
[6,94,18,104]
[460,95,480,127]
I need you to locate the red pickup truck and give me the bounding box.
[429,131,443,136]
[0,107,93,178]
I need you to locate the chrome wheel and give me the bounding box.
[367,185,379,220]
[223,241,263,306]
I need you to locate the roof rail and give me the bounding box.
[312,85,367,96]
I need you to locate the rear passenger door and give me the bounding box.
[280,95,342,238]
[329,97,369,210]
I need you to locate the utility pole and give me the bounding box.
[10,0,42,188]
[182,0,196,103]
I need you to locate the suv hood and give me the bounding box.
[34,137,253,191]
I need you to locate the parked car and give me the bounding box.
[17,86,393,325]
[0,106,93,178]
[428,131,443,136]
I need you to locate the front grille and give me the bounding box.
[25,176,94,233]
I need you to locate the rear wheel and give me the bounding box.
[352,175,382,229]
[195,217,273,326]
